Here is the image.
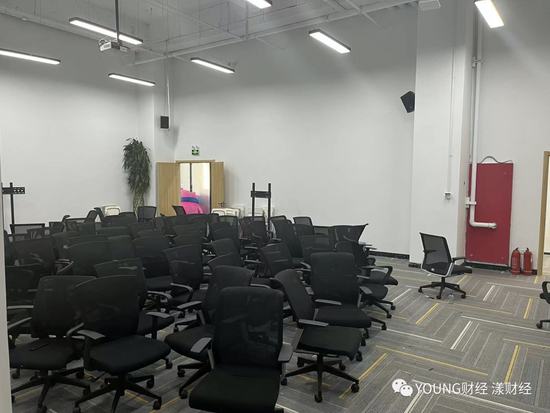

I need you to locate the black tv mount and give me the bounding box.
[2,182,26,226]
[251,182,272,231]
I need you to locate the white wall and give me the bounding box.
[171,11,418,254]
[545,161,550,254]
[477,0,550,268]
[0,14,155,225]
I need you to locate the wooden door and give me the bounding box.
[157,162,180,216]
[211,162,225,209]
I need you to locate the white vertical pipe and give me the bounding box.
[469,16,496,229]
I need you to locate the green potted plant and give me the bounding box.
[122,138,151,212]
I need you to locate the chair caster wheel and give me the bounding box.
[179,389,188,399]
[314,394,323,403]
[166,360,173,369]
[436,295,441,300]
[391,305,396,310]
[381,324,387,330]
[297,360,305,368]
[11,371,20,379]
[153,400,161,410]
[418,288,422,293]
[351,383,359,393]
[356,353,363,362]
[386,313,392,319]
[73,407,82,413]
[281,378,287,386]
[536,323,543,329]
[83,388,91,396]
[76,371,85,379]
[146,378,154,389]
[177,370,185,378]
[339,363,346,371]
[361,339,366,346]
[38,406,47,413]
[461,294,466,299]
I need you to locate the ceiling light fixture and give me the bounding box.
[245,0,273,9]
[308,29,351,54]
[190,58,235,74]
[69,18,143,45]
[475,0,504,28]
[0,48,60,65]
[108,73,155,87]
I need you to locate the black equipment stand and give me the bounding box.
[2,182,26,226]
[251,183,272,231]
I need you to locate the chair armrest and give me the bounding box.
[357,275,370,280]
[360,286,373,296]
[452,256,467,262]
[271,238,281,242]
[251,283,271,289]
[298,319,328,328]
[190,337,212,354]
[170,283,194,294]
[243,245,258,250]
[315,299,342,306]
[146,311,172,319]
[176,300,202,311]
[305,286,314,296]
[300,262,311,271]
[7,305,34,311]
[66,323,85,338]
[57,262,73,275]
[278,343,293,363]
[244,259,261,265]
[363,265,393,284]
[8,317,32,331]
[78,329,106,341]
[148,291,172,301]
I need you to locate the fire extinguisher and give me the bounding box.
[523,248,533,276]
[511,248,521,275]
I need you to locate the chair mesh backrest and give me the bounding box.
[202,266,253,324]
[67,241,113,276]
[420,233,452,275]
[139,229,163,238]
[293,216,313,226]
[274,269,315,321]
[299,235,332,264]
[208,221,230,240]
[94,259,147,309]
[5,265,38,305]
[49,221,65,228]
[27,227,63,239]
[165,245,204,291]
[261,243,294,276]
[174,233,203,249]
[277,223,302,258]
[313,226,329,235]
[207,213,220,224]
[174,224,201,237]
[129,222,154,239]
[329,225,367,246]
[240,216,265,237]
[164,215,189,235]
[219,215,238,227]
[153,217,165,233]
[103,215,138,227]
[12,238,56,275]
[11,223,45,235]
[310,252,359,305]
[214,287,283,369]
[208,253,243,272]
[295,224,315,237]
[173,205,186,215]
[249,220,269,244]
[213,227,241,252]
[31,276,95,338]
[78,222,97,236]
[133,236,171,277]
[52,231,79,259]
[188,215,208,238]
[335,241,368,268]
[69,234,108,246]
[75,275,140,340]
[97,227,131,237]
[85,210,99,222]
[137,206,157,221]
[108,235,136,260]
[211,238,240,260]
[64,218,86,232]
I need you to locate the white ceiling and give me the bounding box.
[0,0,420,64]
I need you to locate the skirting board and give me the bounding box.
[370,251,410,260]
[408,261,538,275]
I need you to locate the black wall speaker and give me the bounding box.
[400,91,415,113]
[160,116,170,129]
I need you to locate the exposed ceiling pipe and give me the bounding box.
[321,0,345,11]
[341,0,383,28]
[134,0,416,65]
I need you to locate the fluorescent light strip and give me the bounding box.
[70,18,143,45]
[190,58,235,74]
[0,48,60,65]
[109,73,155,87]
[308,29,351,54]
[246,0,273,9]
[475,0,504,28]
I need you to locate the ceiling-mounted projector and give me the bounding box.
[99,37,129,56]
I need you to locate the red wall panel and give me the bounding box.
[466,163,513,265]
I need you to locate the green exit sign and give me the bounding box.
[192,146,200,156]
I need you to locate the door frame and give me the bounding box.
[538,151,550,274]
[176,159,215,164]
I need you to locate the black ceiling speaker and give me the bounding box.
[160,116,170,129]
[400,91,415,113]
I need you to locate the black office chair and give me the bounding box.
[27,226,63,239]
[269,215,287,238]
[261,243,309,279]
[64,218,87,233]
[52,231,78,260]
[139,229,164,238]
[274,269,361,403]
[11,223,45,235]
[133,236,174,291]
[68,234,108,246]
[174,224,202,236]
[249,220,273,246]
[208,221,230,241]
[275,222,303,266]
[153,216,165,234]
[164,215,189,236]
[173,205,186,215]
[240,216,265,239]
[537,282,550,329]
[207,213,220,224]
[209,239,260,273]
[12,238,59,275]
[97,227,131,237]
[328,224,367,245]
[9,276,94,413]
[418,233,471,299]
[164,265,254,400]
[103,214,138,228]
[108,235,136,260]
[137,206,157,222]
[213,227,251,257]
[219,215,238,227]
[299,235,332,283]
[129,221,154,239]
[71,276,171,412]
[84,210,99,222]
[188,214,209,238]
[164,245,207,307]
[58,241,112,276]
[189,286,289,413]
[5,265,39,309]
[293,216,313,227]
[295,223,315,236]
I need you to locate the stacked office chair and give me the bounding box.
[219,215,238,228]
[189,286,290,413]
[64,218,87,232]
[108,235,136,260]
[418,233,471,299]
[60,241,112,276]
[11,223,45,235]
[208,221,230,241]
[12,238,59,276]
[137,206,157,222]
[274,222,303,266]
[129,222,155,239]
[9,276,94,413]
[293,216,313,227]
[274,270,361,403]
[164,266,254,400]
[173,205,187,215]
[208,239,261,274]
[133,236,174,291]
[27,226,63,239]
[188,214,209,238]
[71,276,171,412]
[164,245,207,307]
[213,227,251,257]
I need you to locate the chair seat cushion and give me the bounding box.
[145,276,173,292]
[315,305,372,329]
[453,265,473,275]
[136,312,174,336]
[90,335,171,375]
[190,364,280,413]
[169,289,207,307]
[10,338,80,371]
[360,284,388,300]
[164,324,215,362]
[298,325,361,360]
[364,269,398,286]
